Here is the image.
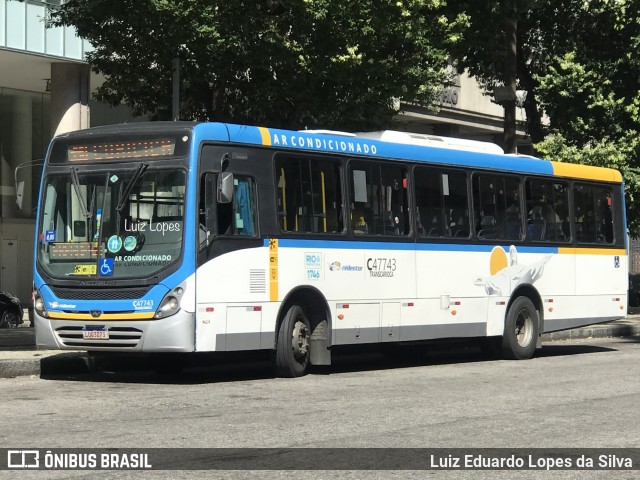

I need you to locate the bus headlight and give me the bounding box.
[154,283,185,319]
[33,287,47,318]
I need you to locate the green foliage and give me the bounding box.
[51,0,466,130]
[534,1,640,142]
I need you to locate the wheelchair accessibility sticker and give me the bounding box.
[99,258,114,276]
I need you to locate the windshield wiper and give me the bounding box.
[95,172,110,264]
[116,162,149,213]
[70,167,92,220]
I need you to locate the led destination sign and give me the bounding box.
[49,133,190,163]
[68,139,175,161]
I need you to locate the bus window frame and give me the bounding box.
[572,180,617,247]
[273,152,348,237]
[413,164,472,241]
[523,176,572,245]
[199,171,260,240]
[346,158,413,238]
[470,170,525,243]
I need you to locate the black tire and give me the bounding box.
[0,308,20,329]
[502,297,539,360]
[275,305,310,378]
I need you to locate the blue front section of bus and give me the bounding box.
[36,282,171,317]
[32,123,232,352]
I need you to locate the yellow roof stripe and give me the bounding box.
[258,127,271,146]
[552,162,622,183]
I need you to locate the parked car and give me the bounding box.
[0,291,23,328]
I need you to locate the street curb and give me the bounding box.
[0,358,42,378]
[1,321,639,379]
[0,352,92,379]
[541,322,640,341]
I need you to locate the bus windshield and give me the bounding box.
[37,167,186,280]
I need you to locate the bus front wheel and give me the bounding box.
[274,305,310,378]
[502,297,539,360]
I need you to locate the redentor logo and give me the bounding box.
[7,450,39,468]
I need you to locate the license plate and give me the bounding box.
[82,327,109,340]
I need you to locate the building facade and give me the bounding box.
[0,0,93,303]
[0,0,531,305]
[397,71,530,151]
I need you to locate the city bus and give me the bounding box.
[33,122,628,376]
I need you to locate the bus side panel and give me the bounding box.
[195,245,271,352]
[413,246,489,341]
[575,252,627,296]
[544,250,627,332]
[515,250,575,334]
[276,244,416,346]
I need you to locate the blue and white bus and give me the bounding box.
[33,122,628,376]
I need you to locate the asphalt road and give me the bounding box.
[1,337,640,479]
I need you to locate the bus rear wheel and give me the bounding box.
[502,296,538,360]
[275,304,310,378]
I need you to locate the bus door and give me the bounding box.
[195,154,262,352]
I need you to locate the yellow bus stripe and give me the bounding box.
[558,247,626,255]
[258,127,271,146]
[552,162,622,183]
[269,238,278,301]
[47,312,155,320]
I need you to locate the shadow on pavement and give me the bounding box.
[39,340,617,385]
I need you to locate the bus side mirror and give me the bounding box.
[217,172,234,204]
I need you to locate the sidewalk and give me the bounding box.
[2,313,640,378]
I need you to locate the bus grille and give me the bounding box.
[49,287,148,300]
[55,326,143,348]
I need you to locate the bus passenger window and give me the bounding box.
[349,162,409,236]
[574,184,613,244]
[525,179,570,243]
[472,174,522,241]
[275,156,343,234]
[415,168,469,238]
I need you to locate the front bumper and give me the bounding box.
[35,309,195,352]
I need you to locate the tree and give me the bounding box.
[50,0,467,131]
[443,0,561,146]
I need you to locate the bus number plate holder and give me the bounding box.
[82,327,109,340]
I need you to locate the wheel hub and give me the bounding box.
[515,310,533,347]
[292,321,309,360]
